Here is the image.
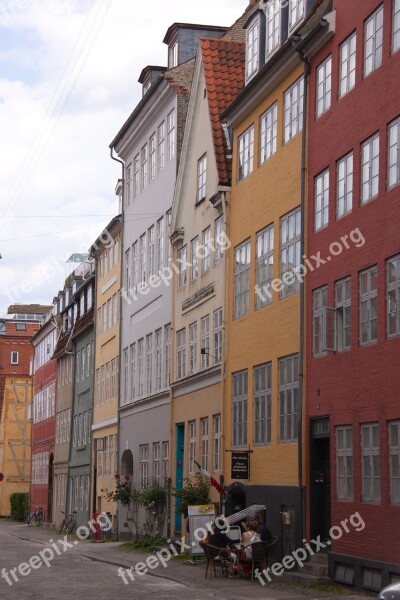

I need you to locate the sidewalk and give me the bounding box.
[3,522,372,600]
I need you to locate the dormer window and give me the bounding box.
[265,0,281,57]
[289,0,305,31]
[87,285,92,310]
[169,40,178,69]
[143,79,151,96]
[247,20,260,80]
[80,293,85,317]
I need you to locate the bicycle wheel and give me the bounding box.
[66,518,76,534]
[27,512,34,526]
[58,519,66,535]
[36,512,43,527]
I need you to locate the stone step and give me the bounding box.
[308,552,329,566]
[302,562,329,577]
[281,571,331,587]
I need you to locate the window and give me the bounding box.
[316,56,332,117]
[112,293,117,325]
[234,240,251,319]
[177,328,186,379]
[133,154,140,198]
[177,246,187,288]
[111,358,116,399]
[191,237,199,280]
[125,248,131,291]
[364,6,383,77]
[313,287,327,356]
[232,371,248,447]
[389,421,400,503]
[339,33,356,97]
[284,77,304,143]
[201,418,209,470]
[202,227,211,273]
[157,218,164,273]
[360,266,378,345]
[189,421,196,474]
[394,0,400,52]
[201,315,209,370]
[138,338,144,397]
[146,334,152,395]
[362,424,381,502]
[148,226,155,277]
[260,104,277,163]
[336,426,354,501]
[155,330,162,392]
[141,144,148,190]
[189,322,197,375]
[289,0,305,30]
[162,441,169,483]
[197,154,207,201]
[153,442,160,483]
[336,277,352,351]
[140,233,147,284]
[213,308,223,366]
[11,351,19,365]
[337,153,353,218]
[265,0,280,57]
[158,122,165,171]
[140,444,149,489]
[315,169,329,230]
[213,415,221,472]
[167,109,175,160]
[246,20,259,79]
[256,225,274,309]
[388,117,400,188]
[254,363,272,445]
[122,348,128,404]
[149,133,156,181]
[130,343,136,401]
[214,216,223,265]
[361,134,379,203]
[279,355,299,442]
[16,322,26,331]
[388,254,400,336]
[164,324,170,388]
[169,40,178,68]
[280,208,301,298]
[76,350,80,382]
[238,126,254,180]
[126,163,132,206]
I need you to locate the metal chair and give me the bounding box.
[250,537,279,580]
[200,542,231,579]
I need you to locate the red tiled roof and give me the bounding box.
[200,38,245,185]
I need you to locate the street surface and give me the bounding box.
[0,521,370,600]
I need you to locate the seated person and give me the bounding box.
[207,523,235,559]
[248,515,272,543]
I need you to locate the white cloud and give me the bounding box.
[0,0,247,314]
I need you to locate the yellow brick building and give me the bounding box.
[0,378,32,516]
[89,214,121,528]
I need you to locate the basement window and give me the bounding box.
[363,568,382,592]
[334,563,354,586]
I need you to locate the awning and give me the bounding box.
[224,504,266,525]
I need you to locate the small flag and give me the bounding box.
[195,460,226,495]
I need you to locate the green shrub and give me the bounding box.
[10,493,29,521]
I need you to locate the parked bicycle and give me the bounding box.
[26,505,44,527]
[58,510,77,535]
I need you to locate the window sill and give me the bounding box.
[195,197,205,207]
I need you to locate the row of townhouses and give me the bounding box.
[1,0,400,592]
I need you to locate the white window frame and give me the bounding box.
[164,324,170,388]
[200,315,209,370]
[234,239,251,319]
[335,277,352,352]
[214,216,224,265]
[280,208,301,298]
[284,77,304,143]
[146,333,153,395]
[213,415,221,472]
[246,19,259,80]
[138,338,144,397]
[315,169,329,231]
[337,152,353,218]
[339,33,357,97]
[238,126,254,181]
[148,225,155,277]
[265,0,280,57]
[189,322,197,376]
[361,133,379,204]
[191,237,199,280]
[157,218,164,273]
[255,224,274,310]
[141,143,148,190]
[260,103,277,164]
[126,163,132,207]
[389,421,400,503]
[133,154,140,199]
[155,329,162,392]
[139,444,149,490]
[130,343,136,401]
[167,109,175,160]
[364,5,384,78]
[189,420,197,474]
[289,0,305,31]
[232,370,248,448]
[197,154,207,202]
[393,0,400,53]
[388,117,400,189]
[313,287,327,357]
[278,355,299,443]
[158,122,165,171]
[153,442,161,483]
[177,328,186,380]
[149,133,156,182]
[359,266,378,345]
[201,417,209,471]
[361,423,381,502]
[387,254,400,337]
[336,426,354,500]
[316,55,332,117]
[202,227,211,273]
[213,308,223,366]
[11,351,19,365]
[254,363,272,445]
[177,245,187,289]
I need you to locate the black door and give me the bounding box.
[310,418,331,542]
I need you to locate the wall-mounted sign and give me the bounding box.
[231,452,249,480]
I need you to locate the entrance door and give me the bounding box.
[48,454,54,523]
[175,424,185,533]
[310,418,331,542]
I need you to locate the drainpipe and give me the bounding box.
[110,146,125,539]
[293,42,310,546]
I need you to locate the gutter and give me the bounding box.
[293,40,310,547]
[110,146,125,540]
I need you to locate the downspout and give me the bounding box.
[110,146,125,539]
[294,43,310,545]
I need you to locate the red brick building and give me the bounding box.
[306,0,400,590]
[30,311,58,522]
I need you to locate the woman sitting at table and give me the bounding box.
[233,520,260,577]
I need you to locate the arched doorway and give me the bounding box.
[225,483,247,517]
[120,449,133,478]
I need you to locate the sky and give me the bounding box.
[0,0,247,316]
